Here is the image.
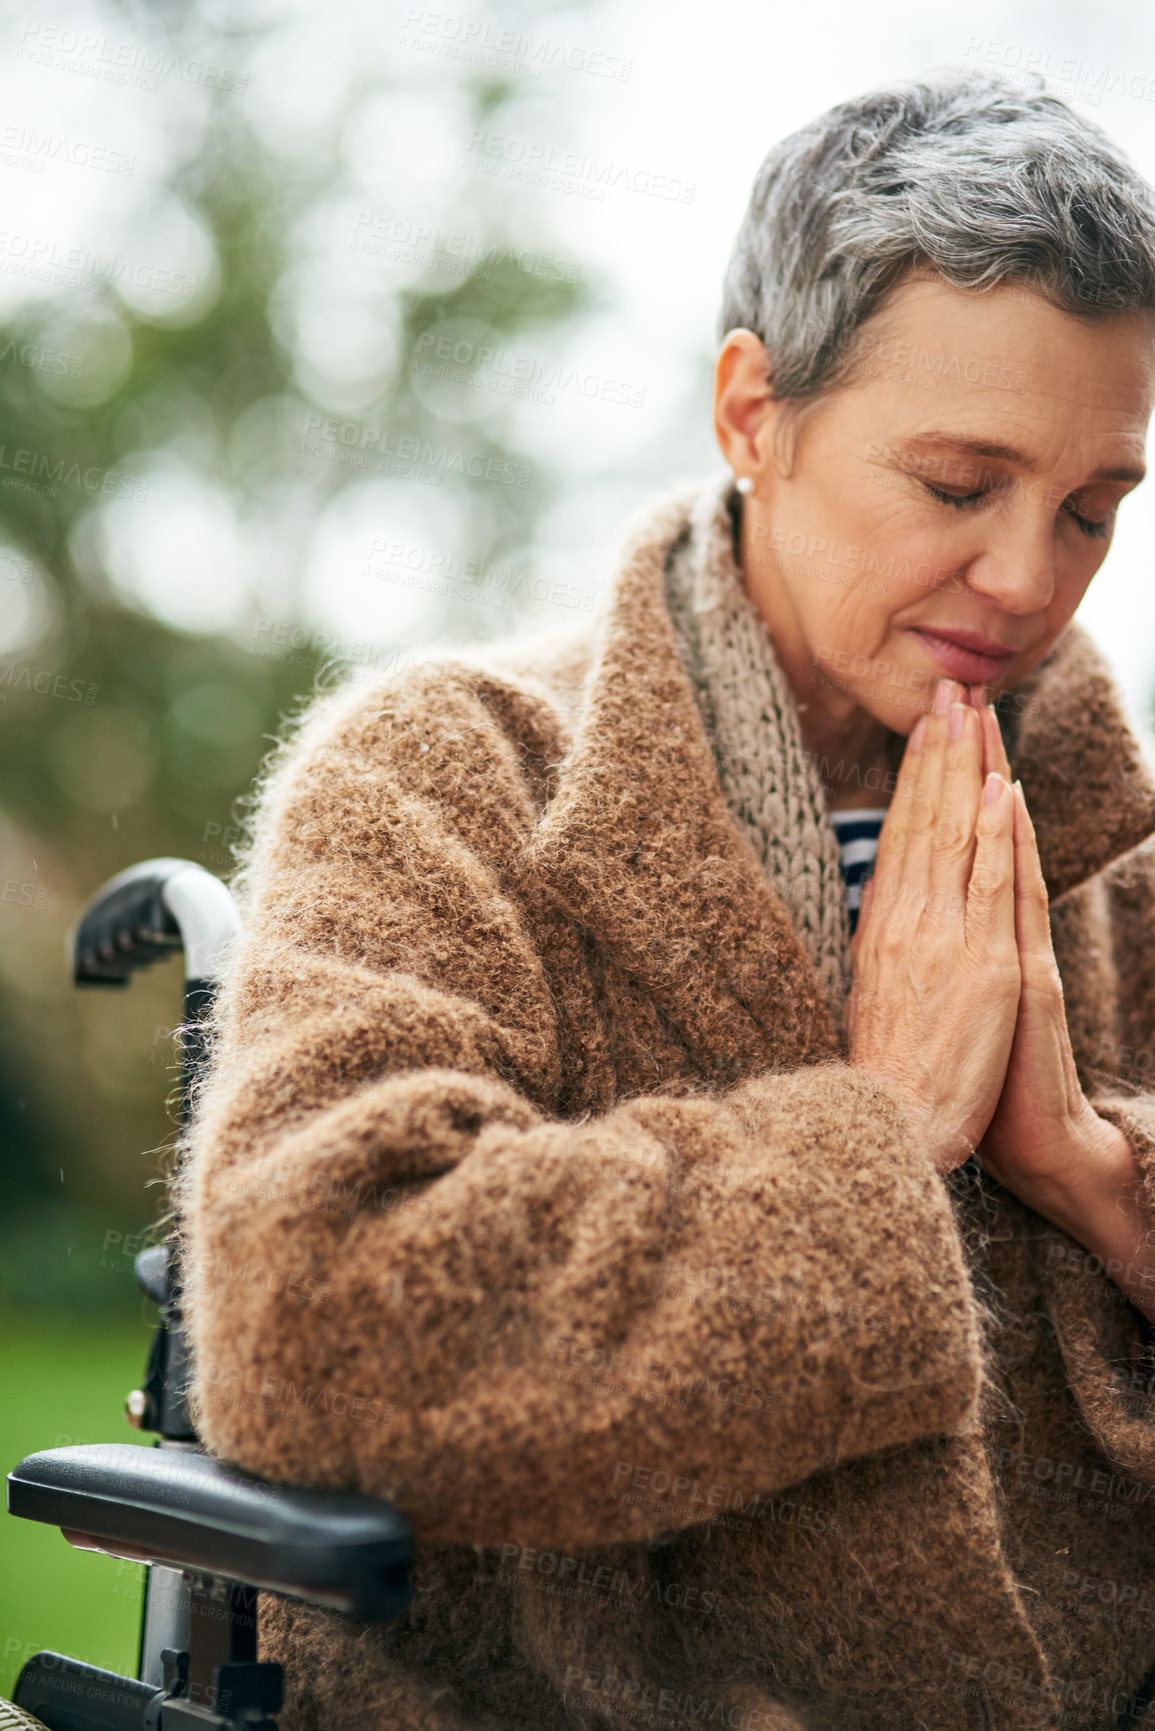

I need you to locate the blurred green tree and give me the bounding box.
[0,48,595,1306]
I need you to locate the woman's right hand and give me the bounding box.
[845,677,1021,1175]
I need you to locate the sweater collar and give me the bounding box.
[529,469,1155,1070]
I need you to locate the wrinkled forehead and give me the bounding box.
[844,271,1155,445]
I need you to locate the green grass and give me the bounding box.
[0,1312,156,1701]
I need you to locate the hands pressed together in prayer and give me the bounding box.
[846,676,1155,1325]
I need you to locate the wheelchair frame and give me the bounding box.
[6,859,415,1731]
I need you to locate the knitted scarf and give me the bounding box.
[662,470,855,1037]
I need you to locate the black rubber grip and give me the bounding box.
[72,860,189,986]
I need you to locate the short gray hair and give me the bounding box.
[719,67,1155,404]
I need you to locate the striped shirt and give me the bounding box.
[829,807,888,936]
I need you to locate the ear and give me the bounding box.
[713,329,794,482]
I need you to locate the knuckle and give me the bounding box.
[968,859,1009,897]
[905,800,936,839]
[930,817,972,859]
[871,906,908,953]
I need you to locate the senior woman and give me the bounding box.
[179,69,1155,1731]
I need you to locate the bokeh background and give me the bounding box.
[4,0,1155,1699]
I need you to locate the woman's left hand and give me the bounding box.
[967,696,1101,1196]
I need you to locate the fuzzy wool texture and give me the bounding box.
[664,476,852,1032]
[178,468,1155,1731]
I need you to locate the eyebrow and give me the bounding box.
[898,431,1146,485]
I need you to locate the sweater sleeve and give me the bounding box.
[177,669,985,1551]
[1025,848,1155,1456]
[1088,837,1155,1322]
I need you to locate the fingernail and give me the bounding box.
[933,678,954,715]
[983,772,1003,805]
[973,683,990,708]
[910,714,928,751]
[949,703,967,742]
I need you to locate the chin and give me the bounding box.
[870,697,926,736]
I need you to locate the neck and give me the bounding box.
[800,705,902,810]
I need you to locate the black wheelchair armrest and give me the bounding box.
[7,1444,413,1623]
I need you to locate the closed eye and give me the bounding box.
[921,481,1111,540]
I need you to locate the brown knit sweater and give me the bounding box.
[179,469,1155,1731]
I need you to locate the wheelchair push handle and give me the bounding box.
[68,858,242,1436]
[70,858,241,1134]
[71,858,240,991]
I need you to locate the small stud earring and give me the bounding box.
[735,475,754,495]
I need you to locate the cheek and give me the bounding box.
[855,495,972,608]
[778,477,979,663]
[802,587,897,668]
[866,489,955,565]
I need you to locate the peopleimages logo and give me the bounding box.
[0,665,97,702]
[348,211,582,283]
[199,1362,390,1424]
[399,7,633,81]
[0,445,147,499]
[466,129,696,204]
[411,329,646,408]
[964,36,1155,104]
[493,1543,720,1613]
[362,539,595,612]
[0,336,83,377]
[0,230,200,298]
[298,414,532,487]
[0,124,135,175]
[17,23,248,91]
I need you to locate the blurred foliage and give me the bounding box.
[0,24,597,1306]
[0,1316,154,1697]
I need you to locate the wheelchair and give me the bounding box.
[5,859,415,1730]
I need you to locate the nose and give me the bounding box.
[953,496,1065,616]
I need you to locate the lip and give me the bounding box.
[908,627,1021,684]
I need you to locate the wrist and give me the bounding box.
[998,1110,1124,1231]
[1080,1115,1155,1326]
[1004,1114,1149,1267]
[1013,1110,1155,1325]
[986,1102,1118,1214]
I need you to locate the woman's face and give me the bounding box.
[718,273,1155,734]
